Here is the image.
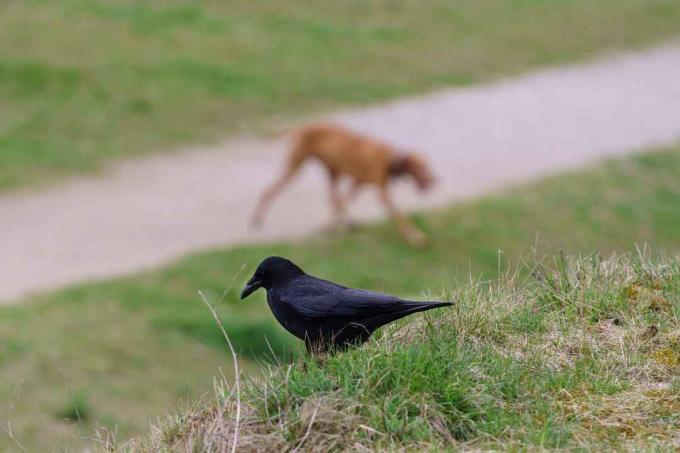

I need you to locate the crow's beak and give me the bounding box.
[240,276,262,299]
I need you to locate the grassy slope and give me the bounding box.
[133,254,680,451]
[2,0,680,189]
[0,146,679,450]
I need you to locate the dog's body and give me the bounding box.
[251,124,434,246]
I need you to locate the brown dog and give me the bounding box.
[251,124,435,246]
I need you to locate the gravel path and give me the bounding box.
[2,44,680,303]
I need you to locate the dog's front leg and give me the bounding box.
[251,169,296,227]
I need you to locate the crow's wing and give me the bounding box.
[282,284,409,320]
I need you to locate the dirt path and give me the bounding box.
[2,44,680,303]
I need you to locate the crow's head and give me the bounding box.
[240,256,305,299]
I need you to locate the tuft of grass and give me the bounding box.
[2,0,680,189]
[126,254,680,451]
[0,145,678,450]
[56,390,91,423]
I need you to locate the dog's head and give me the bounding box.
[391,153,435,192]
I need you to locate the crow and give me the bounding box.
[240,256,451,353]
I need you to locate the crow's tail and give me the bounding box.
[367,300,451,331]
[401,300,452,315]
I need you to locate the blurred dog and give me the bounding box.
[251,124,435,246]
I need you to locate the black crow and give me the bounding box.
[240,256,451,353]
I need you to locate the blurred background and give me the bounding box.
[0,0,679,450]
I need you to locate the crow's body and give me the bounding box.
[241,256,451,353]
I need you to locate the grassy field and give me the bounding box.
[130,254,680,451]
[2,0,680,190]
[0,146,678,451]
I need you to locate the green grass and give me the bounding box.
[2,0,680,189]
[131,253,680,451]
[0,146,678,450]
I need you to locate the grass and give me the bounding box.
[126,253,680,451]
[0,145,678,450]
[129,252,680,451]
[2,0,680,189]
